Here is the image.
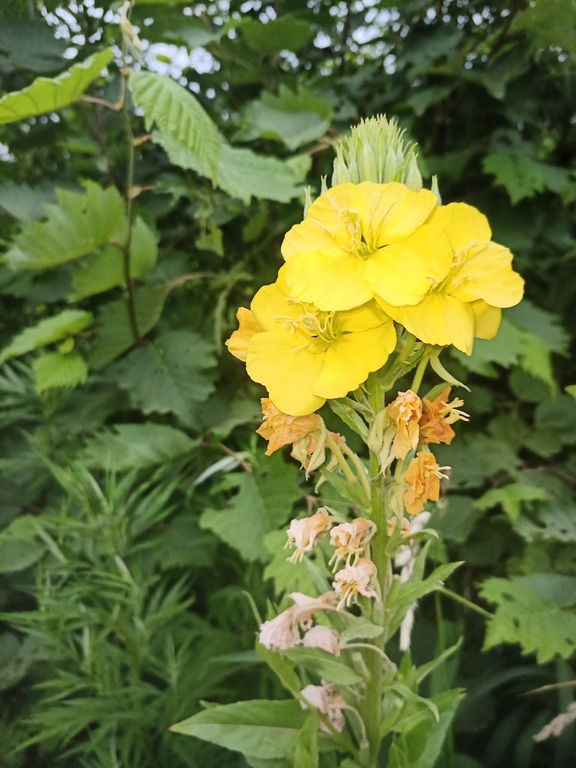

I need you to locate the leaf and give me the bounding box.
[200,453,300,562]
[217,144,303,203]
[0,49,114,124]
[514,574,576,608]
[263,530,320,597]
[238,85,332,150]
[129,70,221,182]
[0,183,56,221]
[283,647,363,685]
[170,699,308,759]
[87,285,167,369]
[0,19,68,74]
[71,216,158,300]
[291,712,319,768]
[483,151,575,204]
[452,317,525,377]
[4,182,126,271]
[0,310,93,364]
[0,633,46,692]
[113,330,216,426]
[479,577,576,663]
[511,0,576,56]
[80,423,197,470]
[474,484,549,522]
[255,643,302,699]
[514,502,576,543]
[0,516,47,573]
[33,351,89,392]
[240,15,313,55]
[566,384,576,399]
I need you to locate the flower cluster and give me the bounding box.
[227,181,523,416]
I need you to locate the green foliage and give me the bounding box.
[0,49,113,123]
[1,1,575,767]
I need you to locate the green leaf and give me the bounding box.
[87,285,167,369]
[200,453,300,562]
[170,700,308,759]
[71,216,157,300]
[113,330,216,426]
[566,384,576,399]
[0,310,93,364]
[0,633,45,692]
[0,19,67,74]
[0,49,114,124]
[129,70,221,182]
[474,484,549,522]
[33,351,88,392]
[0,516,47,573]
[511,0,576,56]
[483,151,575,204]
[240,15,313,55]
[514,574,576,608]
[4,181,126,271]
[217,144,303,203]
[263,530,321,597]
[255,643,302,699]
[283,647,363,685]
[238,85,332,150]
[0,183,56,221]
[514,502,576,543]
[480,577,576,663]
[291,713,319,768]
[80,423,197,470]
[452,317,525,376]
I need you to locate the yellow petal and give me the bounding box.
[379,292,476,354]
[335,300,393,333]
[313,322,396,398]
[225,307,261,362]
[283,250,373,311]
[246,332,325,415]
[365,223,453,306]
[356,182,437,245]
[471,300,502,340]
[432,203,491,250]
[449,242,525,307]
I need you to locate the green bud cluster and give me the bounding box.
[331,115,423,191]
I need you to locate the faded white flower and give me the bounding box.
[329,518,376,569]
[302,625,341,656]
[286,509,333,563]
[333,558,378,609]
[259,591,338,651]
[300,682,346,732]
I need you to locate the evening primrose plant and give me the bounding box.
[172,117,524,767]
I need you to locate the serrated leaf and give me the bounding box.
[474,484,549,522]
[80,423,197,470]
[452,317,525,376]
[263,530,319,597]
[514,574,576,608]
[129,70,221,182]
[514,502,576,543]
[218,144,303,203]
[87,285,167,369]
[71,216,157,300]
[0,310,93,364]
[5,181,126,271]
[200,453,300,562]
[480,577,576,663]
[508,300,569,353]
[0,49,113,124]
[238,85,332,150]
[113,330,216,426]
[483,153,546,204]
[170,699,307,759]
[33,351,88,392]
[0,183,56,221]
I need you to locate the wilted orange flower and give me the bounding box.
[419,387,469,446]
[404,450,449,515]
[225,307,261,362]
[256,398,322,456]
[387,390,422,459]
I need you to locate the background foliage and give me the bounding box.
[0,1,575,766]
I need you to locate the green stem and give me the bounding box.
[326,433,362,490]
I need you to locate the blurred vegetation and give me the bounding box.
[0,1,575,766]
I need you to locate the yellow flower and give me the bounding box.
[244,270,396,415]
[386,389,422,459]
[377,203,524,353]
[225,307,261,362]
[403,450,449,516]
[281,182,451,312]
